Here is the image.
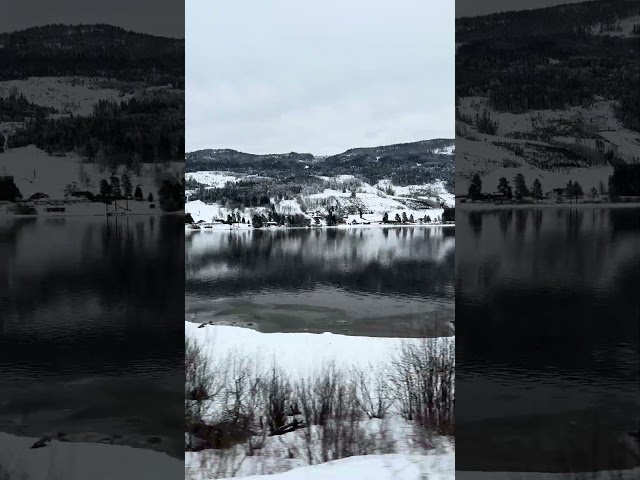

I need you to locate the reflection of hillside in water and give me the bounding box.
[1,216,184,381]
[185,227,455,300]
[457,207,640,396]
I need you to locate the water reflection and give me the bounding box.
[0,216,184,456]
[457,207,640,472]
[186,227,455,336]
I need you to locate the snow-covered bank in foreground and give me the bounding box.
[186,414,454,479]
[231,453,454,480]
[185,323,455,479]
[0,432,183,480]
[185,323,452,377]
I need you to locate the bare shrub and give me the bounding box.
[264,362,297,436]
[185,336,223,450]
[390,337,455,437]
[352,363,394,420]
[220,349,263,443]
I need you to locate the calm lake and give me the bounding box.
[185,226,455,337]
[0,216,184,457]
[456,207,640,472]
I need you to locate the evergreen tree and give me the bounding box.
[110,176,121,198]
[252,214,263,228]
[514,173,528,200]
[497,177,510,197]
[148,192,154,202]
[99,178,112,197]
[402,212,409,223]
[134,185,143,201]
[382,212,389,223]
[565,180,574,203]
[589,187,598,200]
[468,174,482,201]
[395,213,401,223]
[426,215,431,223]
[573,181,584,202]
[121,173,132,198]
[409,214,414,223]
[531,179,543,203]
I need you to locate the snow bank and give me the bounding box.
[184,323,441,377]
[0,432,183,480]
[230,453,454,480]
[186,416,454,479]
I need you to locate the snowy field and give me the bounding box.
[1,146,182,214]
[0,432,183,480]
[456,95,640,196]
[0,77,132,116]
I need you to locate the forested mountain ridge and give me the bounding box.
[456,0,640,129]
[0,24,184,84]
[455,1,640,198]
[186,139,455,190]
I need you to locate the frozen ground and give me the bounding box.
[0,432,183,480]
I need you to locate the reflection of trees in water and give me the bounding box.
[186,229,455,299]
[514,210,528,238]
[457,207,640,381]
[498,210,513,238]
[468,211,483,236]
[2,216,184,316]
[1,216,184,381]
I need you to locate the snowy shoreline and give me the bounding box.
[186,222,454,232]
[0,432,183,480]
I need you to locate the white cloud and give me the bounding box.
[186,0,454,155]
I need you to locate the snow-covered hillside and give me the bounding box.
[185,170,453,226]
[0,77,132,116]
[456,95,640,196]
[1,146,181,202]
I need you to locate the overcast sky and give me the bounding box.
[186,0,454,155]
[1,0,183,37]
[457,0,589,18]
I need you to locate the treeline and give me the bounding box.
[8,95,184,166]
[191,176,324,210]
[0,90,57,122]
[0,24,183,84]
[186,154,454,191]
[185,140,455,190]
[457,1,640,41]
[466,166,640,203]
